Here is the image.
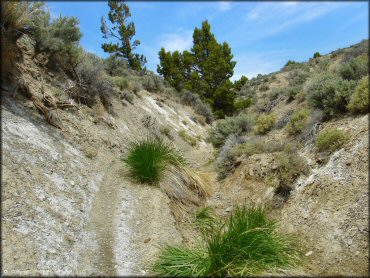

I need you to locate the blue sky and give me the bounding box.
[48,1,368,80]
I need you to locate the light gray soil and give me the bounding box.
[2,81,212,276]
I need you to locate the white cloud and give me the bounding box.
[160,31,193,52]
[231,50,294,80]
[234,2,350,44]
[246,10,259,20]
[218,2,232,12]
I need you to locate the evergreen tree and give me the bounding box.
[157,48,185,91]
[233,75,248,91]
[157,20,236,117]
[101,0,146,71]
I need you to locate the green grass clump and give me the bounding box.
[315,128,349,153]
[123,138,185,184]
[153,206,300,276]
[178,130,197,146]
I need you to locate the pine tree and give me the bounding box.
[157,48,185,91]
[101,0,146,71]
[157,20,236,117]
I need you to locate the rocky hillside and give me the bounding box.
[2,34,214,276]
[206,39,369,275]
[2,26,369,278]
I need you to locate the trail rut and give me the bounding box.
[78,158,183,276]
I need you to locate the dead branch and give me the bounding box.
[15,78,63,130]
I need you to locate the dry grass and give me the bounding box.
[1,2,42,78]
[160,165,211,206]
[92,98,106,120]
[1,1,41,36]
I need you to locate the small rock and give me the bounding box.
[70,181,75,186]
[225,207,232,212]
[305,251,313,257]
[114,265,118,269]
[144,238,151,243]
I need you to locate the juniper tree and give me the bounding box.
[101,0,146,71]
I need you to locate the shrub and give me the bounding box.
[234,97,252,111]
[231,137,285,158]
[266,88,280,101]
[162,87,176,97]
[295,91,306,103]
[287,69,309,87]
[178,130,197,147]
[315,128,349,153]
[194,115,206,126]
[342,40,368,62]
[275,110,294,129]
[179,90,214,122]
[153,206,300,276]
[283,60,300,71]
[348,77,369,114]
[123,138,185,184]
[285,86,301,103]
[270,75,277,82]
[120,90,134,104]
[239,85,256,99]
[142,74,165,92]
[339,53,368,81]
[259,83,269,92]
[180,89,200,106]
[113,77,130,91]
[306,74,356,117]
[295,109,324,143]
[104,55,129,76]
[32,11,82,73]
[216,134,244,179]
[285,109,310,135]
[254,113,276,134]
[132,81,143,95]
[74,52,114,109]
[313,52,321,58]
[1,1,44,38]
[317,59,330,72]
[194,99,214,123]
[274,145,309,194]
[208,113,255,148]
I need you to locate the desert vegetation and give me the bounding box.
[315,128,349,153]
[2,1,369,276]
[123,138,185,184]
[153,206,300,276]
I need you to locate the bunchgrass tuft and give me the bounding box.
[123,138,185,184]
[153,206,301,276]
[153,246,210,276]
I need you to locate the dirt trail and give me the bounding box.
[77,156,184,276]
[77,159,120,275]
